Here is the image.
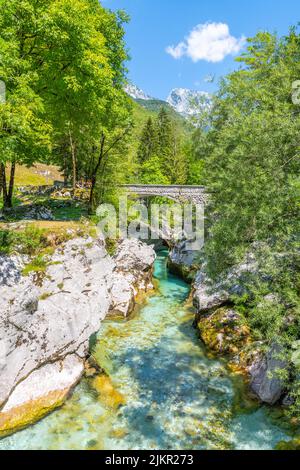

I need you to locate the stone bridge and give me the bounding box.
[121,185,207,205]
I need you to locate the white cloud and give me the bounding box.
[166,22,246,63]
[166,42,187,59]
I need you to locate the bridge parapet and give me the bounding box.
[121,185,207,205]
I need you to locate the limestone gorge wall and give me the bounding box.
[192,262,287,406]
[0,236,156,437]
[168,240,289,407]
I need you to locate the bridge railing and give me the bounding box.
[121,184,206,190]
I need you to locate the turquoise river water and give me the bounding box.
[0,251,296,450]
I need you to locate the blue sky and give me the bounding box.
[104,0,300,100]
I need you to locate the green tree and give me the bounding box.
[0,0,130,210]
[137,107,188,185]
[43,0,130,197]
[0,0,52,208]
[157,108,173,162]
[137,117,158,164]
[157,108,188,184]
[140,156,170,185]
[168,134,187,185]
[189,28,300,414]
[201,30,300,276]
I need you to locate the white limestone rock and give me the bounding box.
[109,238,156,317]
[0,237,113,409]
[113,238,156,275]
[168,239,202,281]
[23,205,54,221]
[109,272,136,317]
[193,269,229,313]
[169,239,200,268]
[193,249,260,313]
[0,255,26,286]
[0,235,156,419]
[1,355,84,413]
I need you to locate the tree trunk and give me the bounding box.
[0,164,3,198]
[7,161,16,208]
[87,128,129,214]
[88,176,97,215]
[0,163,8,209]
[63,153,68,187]
[88,134,106,215]
[69,130,77,192]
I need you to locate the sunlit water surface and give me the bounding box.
[0,251,295,450]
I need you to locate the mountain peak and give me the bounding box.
[124,83,153,101]
[166,88,212,116]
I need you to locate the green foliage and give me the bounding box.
[135,98,174,114]
[0,230,11,254]
[49,200,87,221]
[105,238,117,256]
[45,0,132,208]
[0,0,131,210]
[22,255,47,276]
[137,118,158,163]
[194,29,300,278]
[135,97,189,129]
[190,28,300,415]
[136,107,188,185]
[140,156,170,185]
[0,0,54,207]
[0,226,46,255]
[0,194,21,210]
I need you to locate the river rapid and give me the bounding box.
[0,250,294,450]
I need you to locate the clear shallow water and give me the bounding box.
[0,251,294,450]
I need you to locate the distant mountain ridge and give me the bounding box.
[125,83,212,117]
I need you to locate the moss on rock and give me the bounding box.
[91,375,125,410]
[197,307,251,356]
[0,389,69,438]
[167,260,198,283]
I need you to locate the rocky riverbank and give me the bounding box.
[167,238,202,283]
[192,263,287,405]
[168,239,296,408]
[0,236,155,437]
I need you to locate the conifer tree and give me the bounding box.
[157,108,187,184]
[137,118,158,163]
[157,108,173,164]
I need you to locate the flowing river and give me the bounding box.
[0,251,295,450]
